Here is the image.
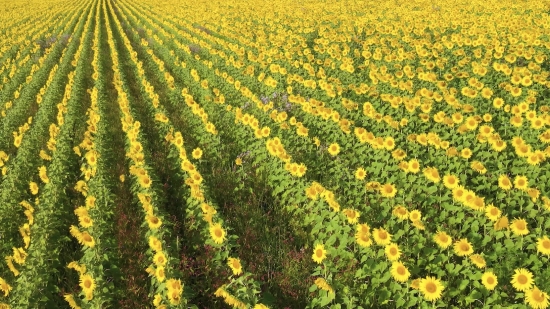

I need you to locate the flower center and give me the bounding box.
[425,282,437,293]
[533,290,545,302]
[517,274,528,284]
[397,266,406,275]
[315,249,324,257]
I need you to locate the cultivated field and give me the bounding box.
[1,0,550,308]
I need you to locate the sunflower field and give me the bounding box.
[1,0,550,308]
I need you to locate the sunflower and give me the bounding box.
[79,232,95,248]
[452,186,466,202]
[209,223,226,244]
[342,208,360,224]
[79,273,95,295]
[485,205,501,221]
[78,216,93,228]
[148,236,163,252]
[391,261,410,282]
[355,229,373,248]
[0,278,12,297]
[155,266,166,282]
[469,254,486,268]
[355,167,366,180]
[409,210,421,222]
[153,251,167,267]
[38,166,49,184]
[453,238,474,256]
[408,159,420,173]
[443,174,459,189]
[510,218,529,236]
[460,148,472,159]
[511,268,534,292]
[537,236,550,256]
[481,272,498,290]
[494,216,509,231]
[138,175,152,189]
[419,276,445,302]
[380,183,397,198]
[327,143,340,156]
[385,243,401,261]
[63,294,79,309]
[29,182,39,195]
[146,215,162,230]
[192,148,203,159]
[525,286,549,309]
[514,175,529,191]
[314,277,334,294]
[384,137,396,150]
[227,257,243,275]
[312,244,327,264]
[392,205,408,220]
[433,231,452,249]
[373,228,392,245]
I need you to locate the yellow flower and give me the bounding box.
[29,181,39,195]
[469,254,486,268]
[227,257,243,275]
[64,294,81,309]
[433,231,452,249]
[510,218,529,236]
[0,278,12,297]
[38,166,49,184]
[79,273,95,295]
[409,210,421,222]
[384,243,401,261]
[155,266,166,282]
[342,208,360,224]
[153,251,167,267]
[235,158,242,166]
[354,167,366,180]
[327,143,340,156]
[514,175,529,190]
[379,183,397,198]
[511,268,534,292]
[419,276,445,302]
[192,147,203,159]
[372,228,392,245]
[525,286,549,309]
[390,261,410,282]
[453,238,474,256]
[481,272,498,290]
[537,236,550,256]
[148,236,163,252]
[146,215,162,230]
[485,205,501,221]
[443,174,459,189]
[314,277,334,294]
[392,206,408,220]
[312,243,327,264]
[209,223,226,244]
